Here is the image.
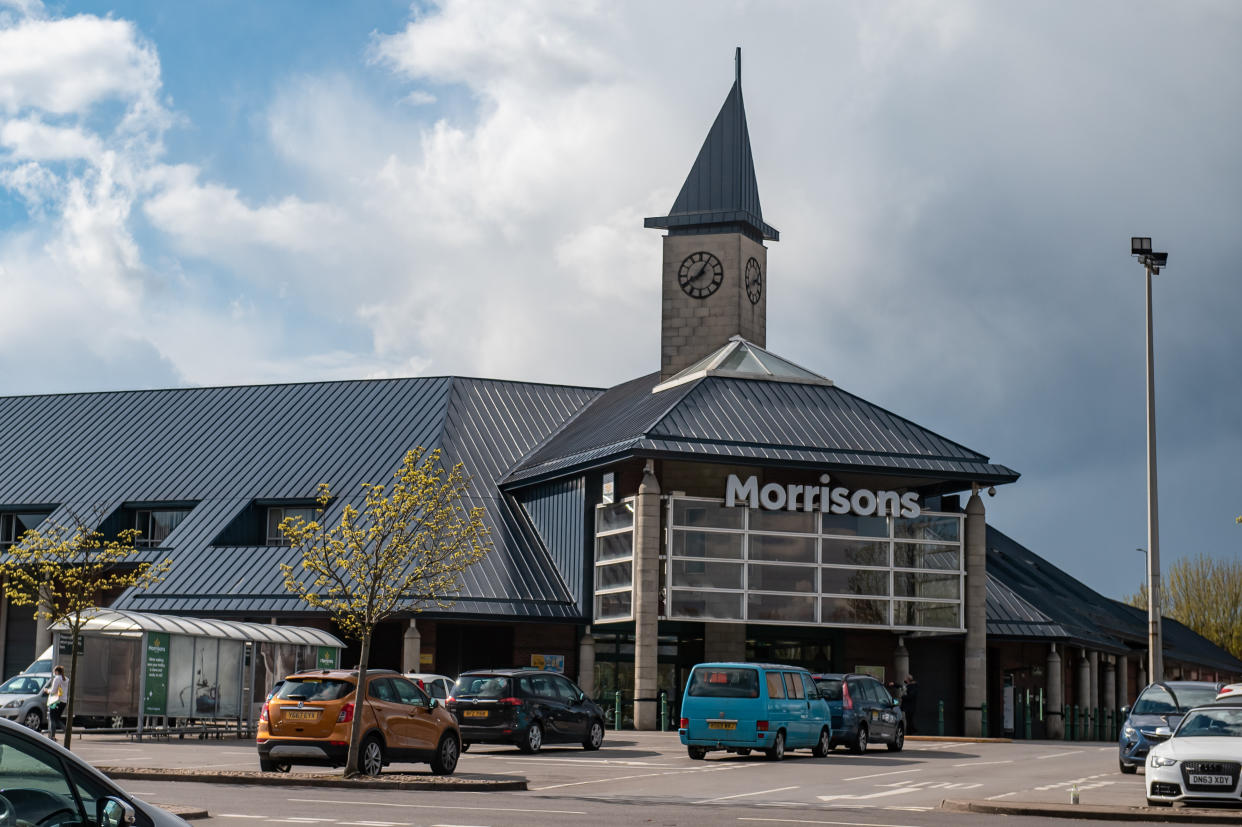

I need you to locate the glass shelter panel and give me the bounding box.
[593,498,635,624]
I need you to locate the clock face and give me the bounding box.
[745,257,762,304]
[678,251,724,299]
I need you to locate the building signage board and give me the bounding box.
[144,634,169,716]
[316,646,337,670]
[725,473,920,518]
[531,654,565,673]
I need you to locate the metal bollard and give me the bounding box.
[1062,705,1070,740]
[1024,692,1032,740]
[660,691,668,732]
[614,690,622,731]
[1095,707,1101,741]
[981,701,989,738]
[937,699,944,736]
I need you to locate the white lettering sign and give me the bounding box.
[725,473,920,518]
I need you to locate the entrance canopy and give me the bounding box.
[51,607,344,648]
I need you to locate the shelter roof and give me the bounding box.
[50,607,344,646]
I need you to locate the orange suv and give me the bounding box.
[257,668,461,776]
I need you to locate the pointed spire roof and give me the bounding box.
[645,48,779,242]
[652,336,830,393]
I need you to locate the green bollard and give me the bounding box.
[981,701,989,738]
[1095,707,1101,741]
[614,690,622,732]
[937,699,944,736]
[1024,693,1032,740]
[660,691,668,732]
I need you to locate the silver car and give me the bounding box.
[0,672,49,731]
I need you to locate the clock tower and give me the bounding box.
[646,48,779,381]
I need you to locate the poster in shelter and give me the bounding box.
[144,635,169,716]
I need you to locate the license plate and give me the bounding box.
[707,720,736,730]
[463,709,488,718]
[284,710,319,721]
[1189,774,1233,786]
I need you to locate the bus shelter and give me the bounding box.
[51,608,344,736]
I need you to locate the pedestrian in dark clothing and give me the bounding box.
[45,665,68,741]
[902,674,919,734]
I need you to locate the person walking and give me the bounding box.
[902,674,919,734]
[44,665,68,741]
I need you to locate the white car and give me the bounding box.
[406,672,454,701]
[1145,704,1242,807]
[1217,683,1242,703]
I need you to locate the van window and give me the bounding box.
[783,673,805,699]
[766,672,786,699]
[687,668,760,698]
[801,673,819,699]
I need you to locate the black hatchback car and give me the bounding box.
[447,669,605,753]
[813,672,905,753]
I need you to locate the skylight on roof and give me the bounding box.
[652,337,832,393]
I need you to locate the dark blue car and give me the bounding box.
[813,673,905,753]
[1118,681,1222,773]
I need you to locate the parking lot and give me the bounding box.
[69,731,1159,825]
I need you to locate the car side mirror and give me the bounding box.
[892,698,901,708]
[1121,705,1130,717]
[427,697,439,709]
[99,797,136,827]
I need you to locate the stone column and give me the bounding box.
[1137,663,1147,690]
[1102,657,1116,713]
[1046,644,1064,739]
[34,592,53,656]
[1088,649,1100,738]
[0,591,8,672]
[577,629,596,697]
[962,491,986,737]
[1117,655,1130,710]
[893,636,910,688]
[632,460,662,730]
[704,623,746,662]
[402,620,421,673]
[1076,649,1091,709]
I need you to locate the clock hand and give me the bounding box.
[691,262,709,282]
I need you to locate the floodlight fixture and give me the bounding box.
[1131,237,1152,256]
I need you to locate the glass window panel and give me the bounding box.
[821,567,889,596]
[595,501,635,533]
[820,597,888,625]
[821,538,888,567]
[821,513,889,538]
[595,560,632,590]
[672,529,743,559]
[669,590,743,620]
[594,592,632,621]
[893,571,959,600]
[748,563,815,593]
[595,532,633,562]
[747,592,816,623]
[750,508,816,534]
[151,510,187,543]
[783,672,805,699]
[766,672,786,699]
[752,349,825,381]
[673,500,743,529]
[893,515,960,542]
[893,543,959,570]
[894,600,960,628]
[749,533,815,563]
[718,347,768,374]
[670,559,743,590]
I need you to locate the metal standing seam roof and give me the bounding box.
[50,607,344,646]
[503,371,1020,489]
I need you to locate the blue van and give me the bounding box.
[679,662,832,760]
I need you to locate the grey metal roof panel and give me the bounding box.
[1108,600,1242,674]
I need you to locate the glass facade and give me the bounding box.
[664,496,964,631]
[593,500,636,623]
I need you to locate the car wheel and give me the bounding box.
[582,720,604,751]
[688,746,708,760]
[21,709,42,731]
[518,721,543,754]
[360,736,385,777]
[430,733,460,775]
[258,756,291,773]
[812,727,832,757]
[850,725,868,754]
[887,724,905,753]
[735,748,752,756]
[1119,759,1137,774]
[765,730,786,761]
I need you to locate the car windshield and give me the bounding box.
[0,675,47,695]
[1133,686,1177,716]
[814,679,843,701]
[1174,708,1242,738]
[276,678,353,702]
[452,675,512,699]
[686,667,759,698]
[1170,686,1222,710]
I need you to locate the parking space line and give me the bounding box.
[841,768,921,781]
[695,785,799,803]
[986,792,1017,800]
[1034,750,1083,759]
[286,798,585,815]
[952,759,1012,767]
[739,818,920,827]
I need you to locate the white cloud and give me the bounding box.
[1,116,103,160]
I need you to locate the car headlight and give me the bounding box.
[2,700,21,708]
[1149,754,1178,768]
[1122,724,1136,738]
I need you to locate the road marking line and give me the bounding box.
[287,798,585,815]
[739,818,920,827]
[531,762,756,791]
[215,817,267,821]
[1034,750,1083,759]
[952,759,1012,767]
[987,792,1017,800]
[842,768,922,781]
[696,785,799,803]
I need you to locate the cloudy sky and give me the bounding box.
[1,0,1238,598]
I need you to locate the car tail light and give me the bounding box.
[679,718,689,729]
[499,697,522,706]
[842,682,853,710]
[447,696,456,704]
[259,703,270,723]
[756,720,769,731]
[338,702,354,723]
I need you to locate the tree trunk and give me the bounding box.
[344,631,372,777]
[64,627,80,750]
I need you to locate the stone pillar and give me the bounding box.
[402,620,421,673]
[632,460,662,730]
[0,591,8,672]
[1103,656,1116,716]
[1076,649,1091,710]
[1137,663,1147,691]
[1046,644,1064,739]
[893,636,910,689]
[962,491,986,737]
[1088,649,1100,737]
[34,594,53,657]
[1117,655,1130,710]
[577,629,596,697]
[704,623,746,662]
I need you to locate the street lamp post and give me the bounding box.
[1131,237,1168,684]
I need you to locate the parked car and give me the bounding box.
[447,669,604,754]
[0,714,191,825]
[257,668,461,776]
[1217,684,1242,703]
[406,672,454,701]
[1119,681,1224,773]
[0,672,50,731]
[812,672,905,753]
[679,662,832,761]
[1144,703,1242,807]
